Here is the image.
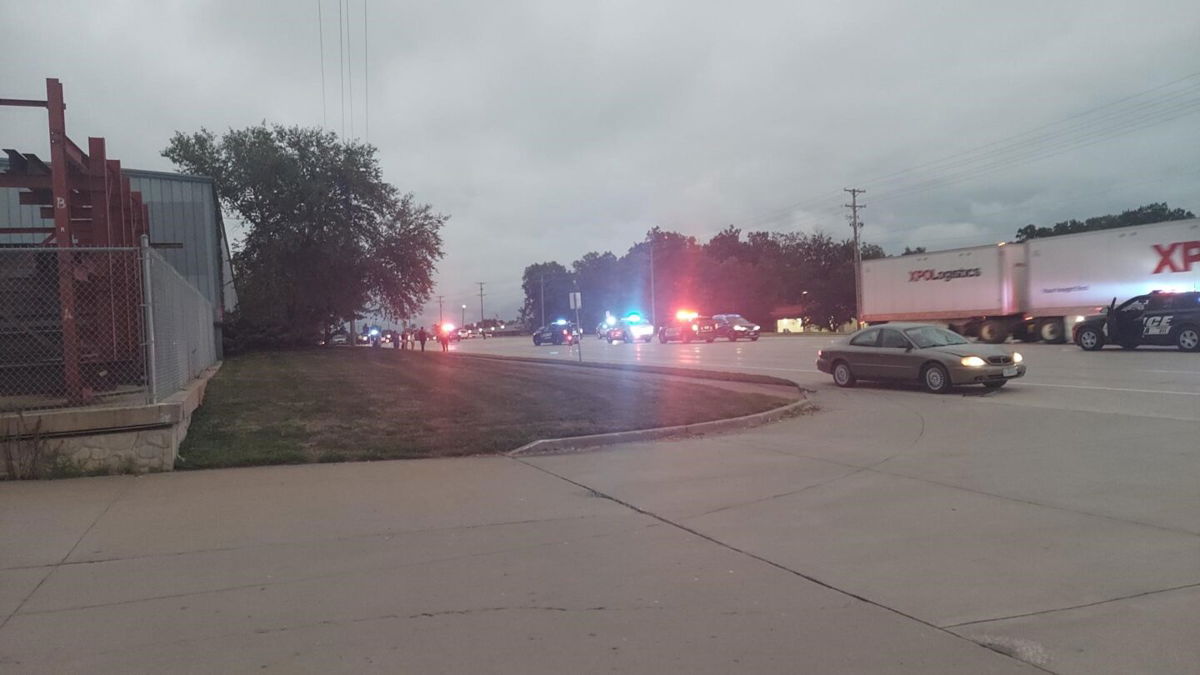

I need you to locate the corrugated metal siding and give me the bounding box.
[127,170,220,305]
[0,159,232,311]
[0,164,42,245]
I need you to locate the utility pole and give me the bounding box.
[540,274,546,328]
[844,188,866,327]
[648,237,656,326]
[437,295,444,326]
[476,282,486,337]
[461,304,466,329]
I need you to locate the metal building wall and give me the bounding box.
[0,160,235,312]
[126,169,221,307]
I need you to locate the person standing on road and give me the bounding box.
[417,326,428,352]
[438,326,451,352]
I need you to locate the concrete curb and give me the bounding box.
[507,395,815,458]
[450,352,814,458]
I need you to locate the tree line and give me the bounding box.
[1014,203,1193,241]
[520,202,1193,333]
[520,227,885,332]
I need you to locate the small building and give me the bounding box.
[1,159,236,314]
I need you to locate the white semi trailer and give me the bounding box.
[861,218,1200,343]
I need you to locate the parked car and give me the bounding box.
[330,333,349,345]
[712,313,760,341]
[816,323,1026,393]
[533,321,579,346]
[658,313,717,343]
[1074,291,1200,352]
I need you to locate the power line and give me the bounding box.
[867,91,1200,205]
[346,0,354,138]
[735,71,1200,229]
[854,74,1200,194]
[363,0,369,142]
[337,0,345,137]
[317,0,327,128]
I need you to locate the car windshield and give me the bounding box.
[904,326,968,348]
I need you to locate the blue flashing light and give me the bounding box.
[624,313,642,323]
[554,319,568,325]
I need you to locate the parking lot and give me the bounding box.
[2,335,1196,673]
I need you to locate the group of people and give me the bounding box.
[393,326,452,352]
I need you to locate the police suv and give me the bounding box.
[1074,291,1200,352]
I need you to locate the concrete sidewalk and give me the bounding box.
[3,380,1196,673]
[2,454,1036,673]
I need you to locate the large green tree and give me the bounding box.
[518,261,574,329]
[1014,202,1194,242]
[163,124,445,347]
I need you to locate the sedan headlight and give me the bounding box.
[1012,352,1023,364]
[960,356,987,368]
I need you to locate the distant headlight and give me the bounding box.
[752,325,760,331]
[1012,352,1023,363]
[734,325,746,331]
[961,356,987,368]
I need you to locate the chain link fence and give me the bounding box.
[0,245,217,412]
[144,249,217,402]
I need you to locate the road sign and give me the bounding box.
[569,292,582,310]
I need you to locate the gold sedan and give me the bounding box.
[816,323,1026,394]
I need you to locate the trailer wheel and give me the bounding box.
[1015,321,1040,342]
[1038,318,1066,344]
[979,320,1008,344]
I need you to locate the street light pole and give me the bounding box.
[461,304,466,329]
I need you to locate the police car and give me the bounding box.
[1073,291,1200,352]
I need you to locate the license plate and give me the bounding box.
[1002,366,1018,377]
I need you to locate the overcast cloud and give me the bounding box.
[3,1,1198,324]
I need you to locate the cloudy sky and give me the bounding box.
[3,1,1198,324]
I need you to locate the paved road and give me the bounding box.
[454,334,1200,673]
[454,335,1200,421]
[2,336,1196,673]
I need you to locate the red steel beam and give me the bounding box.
[88,138,111,246]
[46,77,85,401]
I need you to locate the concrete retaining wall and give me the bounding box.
[0,363,219,478]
